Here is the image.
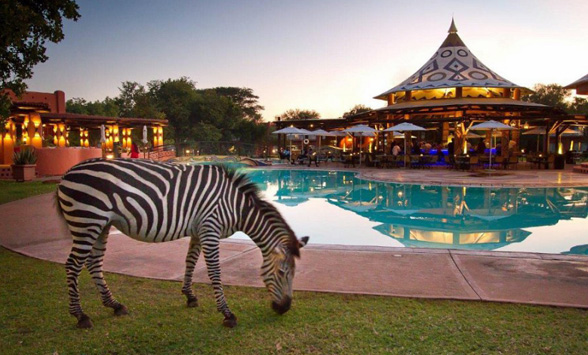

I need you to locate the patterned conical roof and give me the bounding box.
[375,19,527,100]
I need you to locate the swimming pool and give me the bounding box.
[233,169,588,255]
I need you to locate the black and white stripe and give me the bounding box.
[57,158,308,328]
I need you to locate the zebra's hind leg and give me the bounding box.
[182,236,202,308]
[201,231,237,328]
[66,224,107,329]
[85,228,128,317]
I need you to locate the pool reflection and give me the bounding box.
[246,170,588,254]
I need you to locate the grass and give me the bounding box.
[1,180,588,353]
[1,247,587,354]
[0,180,58,205]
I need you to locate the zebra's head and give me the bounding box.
[263,236,309,315]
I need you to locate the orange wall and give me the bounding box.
[36,147,102,176]
[4,90,66,113]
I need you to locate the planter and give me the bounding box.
[12,164,36,182]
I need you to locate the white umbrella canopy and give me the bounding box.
[307,129,336,136]
[470,120,515,170]
[469,120,514,131]
[383,123,425,167]
[343,124,377,135]
[273,127,310,159]
[307,129,336,156]
[329,130,349,136]
[342,125,377,166]
[383,122,426,132]
[100,125,107,143]
[523,127,582,136]
[142,125,148,144]
[273,126,307,135]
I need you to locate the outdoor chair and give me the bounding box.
[444,155,455,169]
[342,154,355,168]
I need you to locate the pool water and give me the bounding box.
[233,169,588,255]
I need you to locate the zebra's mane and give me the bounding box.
[222,166,301,257]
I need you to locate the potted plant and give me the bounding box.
[12,147,38,182]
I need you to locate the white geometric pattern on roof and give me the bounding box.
[375,20,526,99]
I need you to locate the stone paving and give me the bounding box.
[2,191,588,309]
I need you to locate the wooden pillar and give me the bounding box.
[454,121,466,155]
[404,90,412,102]
[456,87,463,98]
[543,124,550,155]
[442,122,450,144]
[387,93,395,106]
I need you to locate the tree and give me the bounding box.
[149,77,198,150]
[66,97,119,117]
[343,104,372,117]
[569,97,588,115]
[0,0,80,126]
[278,109,321,120]
[209,87,264,122]
[116,81,164,120]
[522,84,570,112]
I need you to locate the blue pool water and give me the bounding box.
[233,169,588,255]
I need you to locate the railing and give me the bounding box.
[178,141,264,157]
[143,141,268,160]
[144,144,176,161]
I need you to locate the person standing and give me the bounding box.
[130,142,140,158]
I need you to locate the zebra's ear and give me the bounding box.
[298,236,309,248]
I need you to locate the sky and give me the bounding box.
[26,0,588,121]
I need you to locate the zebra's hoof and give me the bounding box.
[114,304,129,316]
[187,298,199,308]
[222,313,237,328]
[77,314,93,329]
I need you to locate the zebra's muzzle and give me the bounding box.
[271,296,292,315]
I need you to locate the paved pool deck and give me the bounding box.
[2,185,588,309]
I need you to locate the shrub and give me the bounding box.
[13,147,38,165]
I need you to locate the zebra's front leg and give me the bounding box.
[201,233,237,328]
[85,230,128,317]
[182,236,202,308]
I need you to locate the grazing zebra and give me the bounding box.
[56,158,309,329]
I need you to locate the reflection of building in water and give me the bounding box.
[247,170,588,253]
[247,170,349,207]
[325,178,588,251]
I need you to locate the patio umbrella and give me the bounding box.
[343,125,377,165]
[384,122,426,167]
[100,125,107,143]
[470,120,515,169]
[142,125,149,145]
[273,126,309,159]
[307,129,336,155]
[524,127,583,153]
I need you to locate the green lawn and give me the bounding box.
[1,181,588,354]
[0,180,58,205]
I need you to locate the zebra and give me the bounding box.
[56,158,309,328]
